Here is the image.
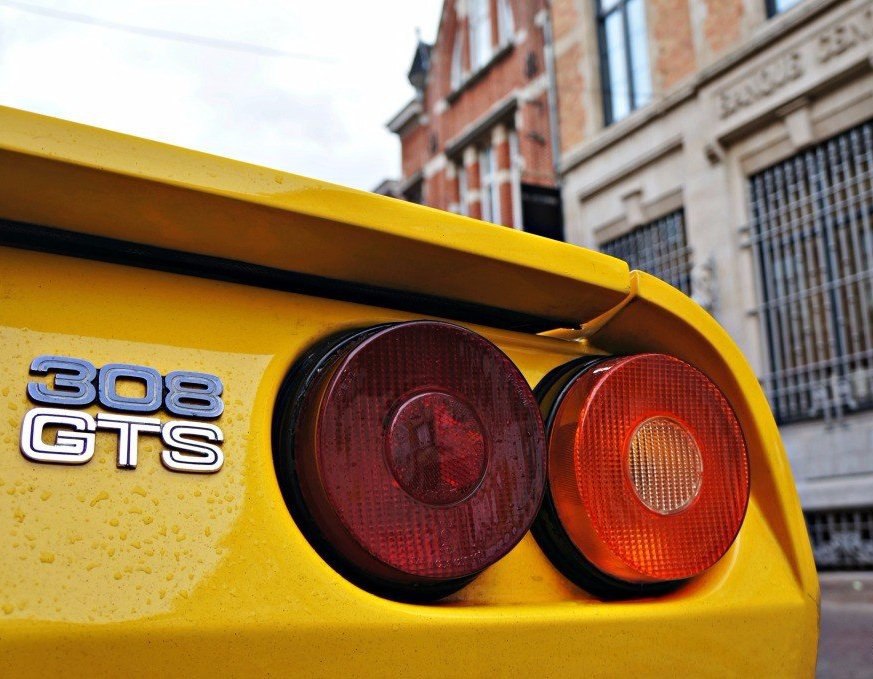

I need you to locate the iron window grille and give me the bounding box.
[746,121,873,425]
[806,507,873,570]
[596,0,653,125]
[600,210,692,295]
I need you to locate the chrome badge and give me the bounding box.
[20,356,225,473]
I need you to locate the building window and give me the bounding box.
[498,0,514,45]
[479,145,500,224]
[451,29,464,90]
[600,210,692,295]
[403,179,423,205]
[458,164,469,216]
[469,0,493,71]
[509,129,522,229]
[748,121,873,424]
[766,0,804,18]
[597,0,652,124]
[806,508,873,570]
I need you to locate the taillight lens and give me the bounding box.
[274,321,546,600]
[533,354,750,597]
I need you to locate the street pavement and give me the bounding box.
[817,572,873,678]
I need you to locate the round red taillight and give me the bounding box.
[533,354,750,596]
[274,321,546,600]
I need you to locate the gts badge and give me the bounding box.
[20,356,225,474]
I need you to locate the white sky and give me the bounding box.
[0,0,443,190]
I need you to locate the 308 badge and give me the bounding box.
[20,355,225,473]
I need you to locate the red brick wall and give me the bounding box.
[702,0,745,58]
[551,0,580,44]
[401,125,428,181]
[432,0,549,142]
[426,166,447,209]
[552,0,763,159]
[393,0,557,221]
[555,38,586,156]
[518,92,555,186]
[649,0,697,92]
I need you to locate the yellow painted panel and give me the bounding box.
[0,248,817,676]
[0,105,629,325]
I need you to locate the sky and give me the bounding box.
[0,0,443,190]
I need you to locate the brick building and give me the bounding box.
[381,0,564,240]
[552,0,873,568]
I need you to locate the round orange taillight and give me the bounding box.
[533,354,750,596]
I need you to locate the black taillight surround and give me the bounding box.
[272,321,547,603]
[531,357,684,600]
[271,325,462,602]
[530,353,750,600]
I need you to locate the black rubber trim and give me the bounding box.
[0,219,567,333]
[271,324,475,603]
[531,357,685,600]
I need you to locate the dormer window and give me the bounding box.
[469,0,493,71]
[406,40,432,98]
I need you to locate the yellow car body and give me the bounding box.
[0,106,818,676]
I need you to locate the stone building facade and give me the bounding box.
[553,0,873,567]
[382,0,564,240]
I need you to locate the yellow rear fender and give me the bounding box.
[0,107,818,677]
